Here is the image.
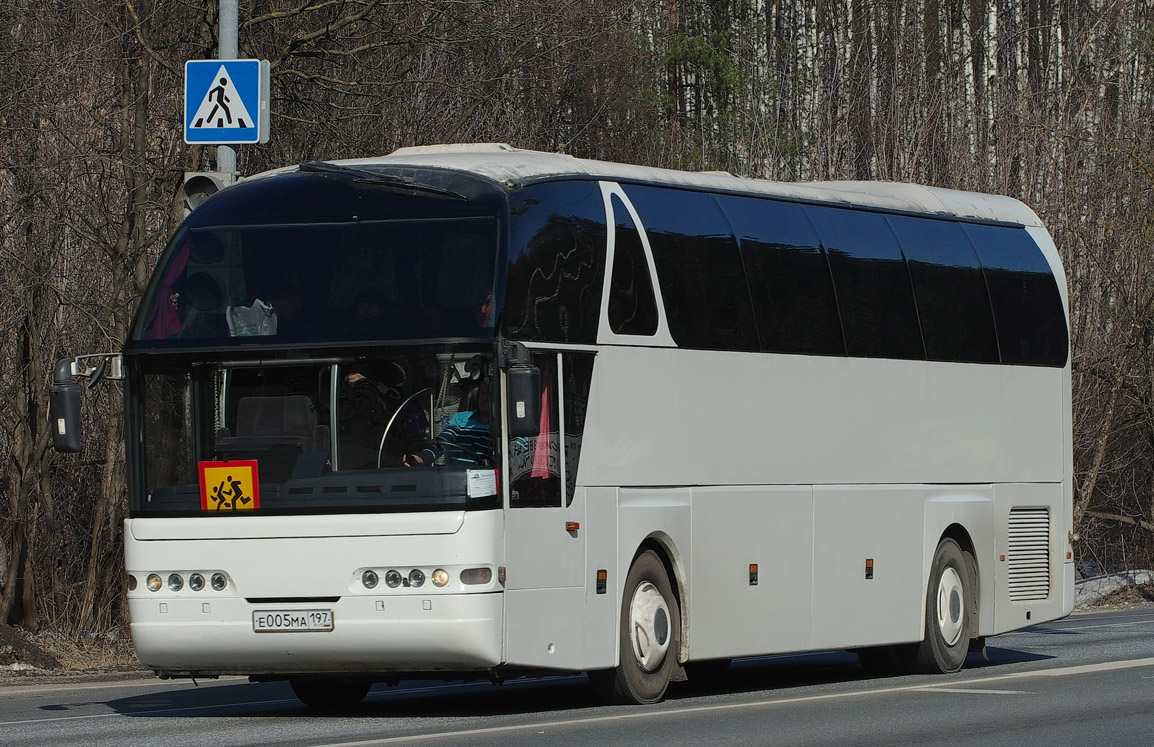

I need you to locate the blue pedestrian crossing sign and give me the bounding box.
[184,59,270,145]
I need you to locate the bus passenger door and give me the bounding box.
[503,351,589,670]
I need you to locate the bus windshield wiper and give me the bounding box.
[299,161,467,200]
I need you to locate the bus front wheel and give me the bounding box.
[916,538,973,673]
[290,677,371,710]
[590,550,681,704]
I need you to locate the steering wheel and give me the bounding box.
[377,387,432,468]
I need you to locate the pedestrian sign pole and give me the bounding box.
[184,59,270,146]
[179,0,265,204]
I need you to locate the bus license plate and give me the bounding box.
[253,609,334,633]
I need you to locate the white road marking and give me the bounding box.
[1035,618,1154,633]
[912,687,1029,694]
[0,675,246,696]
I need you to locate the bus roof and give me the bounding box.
[255,143,1044,228]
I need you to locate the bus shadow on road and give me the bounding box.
[97,646,1052,720]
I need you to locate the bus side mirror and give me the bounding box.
[50,358,83,453]
[506,365,541,438]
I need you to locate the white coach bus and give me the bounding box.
[52,144,1072,708]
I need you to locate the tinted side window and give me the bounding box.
[504,182,607,343]
[607,194,659,336]
[964,224,1068,367]
[718,196,844,355]
[510,353,561,508]
[888,215,999,363]
[562,352,595,506]
[625,186,758,351]
[808,206,924,359]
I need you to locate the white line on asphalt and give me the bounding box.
[1037,619,1154,633]
[912,687,1029,695]
[0,675,247,697]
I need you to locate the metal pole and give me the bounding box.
[217,0,239,181]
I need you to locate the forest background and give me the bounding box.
[1,0,1153,637]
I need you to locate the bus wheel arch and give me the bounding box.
[590,542,683,704]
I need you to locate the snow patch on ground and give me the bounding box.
[1075,570,1154,608]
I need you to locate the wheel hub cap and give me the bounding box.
[936,566,965,646]
[629,581,671,672]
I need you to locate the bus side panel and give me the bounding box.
[503,469,586,670]
[504,588,586,670]
[687,486,813,660]
[578,348,1062,491]
[999,365,1066,484]
[991,482,1068,635]
[582,486,620,670]
[810,487,925,650]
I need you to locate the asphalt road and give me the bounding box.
[2,607,1153,746]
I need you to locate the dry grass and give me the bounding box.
[0,625,143,678]
[32,629,141,672]
[1091,582,1154,609]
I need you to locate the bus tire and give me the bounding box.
[916,538,972,673]
[290,677,371,710]
[590,550,681,704]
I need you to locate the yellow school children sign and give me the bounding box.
[198,460,260,512]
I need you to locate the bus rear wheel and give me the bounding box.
[915,538,973,673]
[290,677,371,710]
[590,550,681,704]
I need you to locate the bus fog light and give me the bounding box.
[460,567,492,585]
[385,570,402,588]
[189,573,205,592]
[127,575,138,591]
[408,569,425,588]
[146,574,163,592]
[431,569,450,587]
[210,573,227,591]
[362,570,379,589]
[167,574,184,592]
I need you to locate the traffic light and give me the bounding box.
[182,171,233,214]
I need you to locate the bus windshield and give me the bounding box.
[130,217,498,346]
[134,350,500,517]
[127,166,508,349]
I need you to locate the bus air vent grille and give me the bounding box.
[1007,507,1050,601]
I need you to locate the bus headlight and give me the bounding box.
[362,570,379,589]
[385,570,403,588]
[210,573,228,591]
[189,573,205,592]
[408,569,425,588]
[431,569,450,587]
[167,574,184,592]
[146,574,163,592]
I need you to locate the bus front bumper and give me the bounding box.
[129,592,503,676]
